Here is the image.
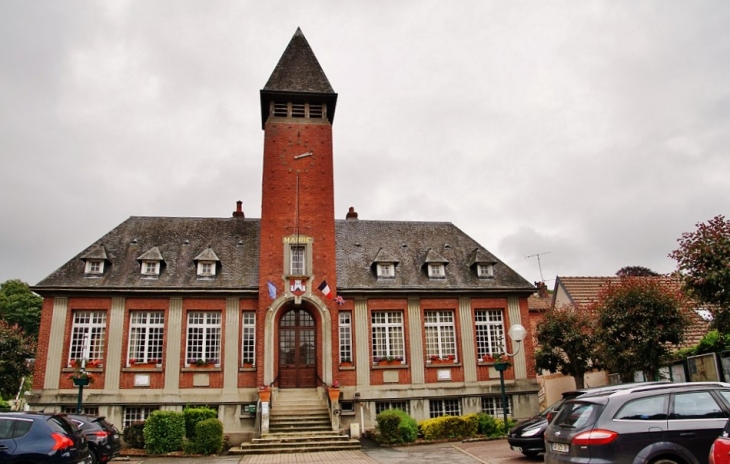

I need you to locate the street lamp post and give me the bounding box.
[495,324,527,431]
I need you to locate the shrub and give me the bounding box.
[183,406,218,441]
[194,418,224,455]
[123,422,146,448]
[0,399,10,412]
[376,409,417,444]
[143,410,185,455]
[419,414,480,441]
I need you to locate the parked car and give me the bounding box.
[0,411,91,464]
[67,415,121,464]
[508,382,669,457]
[709,416,730,464]
[545,382,730,464]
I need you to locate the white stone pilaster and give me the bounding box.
[44,297,68,389]
[407,297,424,384]
[164,298,183,392]
[507,297,527,379]
[224,298,240,393]
[354,298,370,387]
[459,297,477,383]
[103,297,125,391]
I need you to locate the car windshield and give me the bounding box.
[555,402,601,429]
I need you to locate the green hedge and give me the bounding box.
[193,418,224,455]
[375,409,418,444]
[144,411,185,455]
[183,406,218,441]
[419,413,479,441]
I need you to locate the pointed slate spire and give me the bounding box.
[260,28,338,127]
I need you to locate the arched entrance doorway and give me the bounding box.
[278,308,316,388]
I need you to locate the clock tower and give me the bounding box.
[258,28,338,388]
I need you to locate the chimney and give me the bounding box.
[346,206,358,221]
[232,200,245,218]
[535,281,549,298]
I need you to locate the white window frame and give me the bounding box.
[429,398,462,418]
[142,261,160,276]
[290,245,306,276]
[127,311,165,366]
[186,311,222,366]
[197,261,216,277]
[477,264,494,278]
[425,310,457,361]
[377,263,394,278]
[241,312,256,366]
[428,263,445,278]
[85,260,104,274]
[475,310,506,358]
[371,311,405,363]
[482,396,512,417]
[69,310,106,363]
[339,312,352,363]
[123,406,159,428]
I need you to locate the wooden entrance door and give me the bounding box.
[278,309,316,388]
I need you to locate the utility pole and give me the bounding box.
[526,251,551,283]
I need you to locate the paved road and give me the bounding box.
[115,438,543,464]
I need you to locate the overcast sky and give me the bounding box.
[2,1,729,288]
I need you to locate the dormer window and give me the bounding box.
[428,263,445,279]
[142,261,160,276]
[478,264,494,278]
[377,263,395,278]
[81,245,109,277]
[137,246,164,279]
[86,260,103,274]
[198,261,215,276]
[193,247,220,280]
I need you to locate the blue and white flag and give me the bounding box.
[267,280,277,299]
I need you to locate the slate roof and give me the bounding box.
[555,276,710,347]
[260,28,338,127]
[35,216,534,295]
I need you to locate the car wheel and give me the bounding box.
[88,450,98,464]
[522,451,539,457]
[651,459,679,464]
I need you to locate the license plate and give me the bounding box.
[511,446,523,452]
[552,442,569,453]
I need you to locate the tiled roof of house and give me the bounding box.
[34,216,535,295]
[555,276,710,348]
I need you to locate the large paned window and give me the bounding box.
[123,406,159,428]
[186,311,222,366]
[375,401,410,415]
[475,310,505,358]
[128,311,164,365]
[429,398,462,418]
[424,310,456,361]
[371,311,405,362]
[339,312,352,363]
[69,311,106,363]
[242,312,256,365]
[482,396,512,417]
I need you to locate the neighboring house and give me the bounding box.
[29,29,539,444]
[538,275,711,405]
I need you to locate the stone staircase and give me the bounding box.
[234,388,361,454]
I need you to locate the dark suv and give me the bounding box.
[508,382,669,457]
[67,415,121,464]
[0,411,91,464]
[545,382,730,464]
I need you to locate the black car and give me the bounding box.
[0,411,91,464]
[67,415,121,464]
[508,381,669,457]
[545,382,730,464]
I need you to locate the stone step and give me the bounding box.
[233,440,362,455]
[262,430,343,439]
[270,418,330,426]
[253,434,353,444]
[269,425,333,433]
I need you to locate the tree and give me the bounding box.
[534,305,600,389]
[669,215,730,332]
[0,319,36,398]
[0,279,42,339]
[616,266,659,277]
[593,277,688,382]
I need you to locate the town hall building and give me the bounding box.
[30,29,538,444]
